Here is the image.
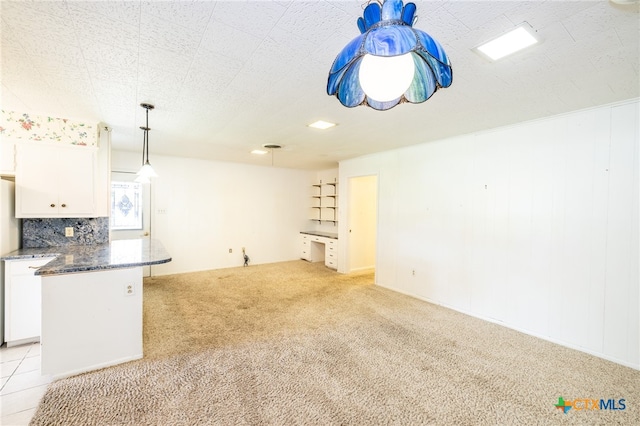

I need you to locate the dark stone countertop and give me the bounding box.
[1,239,172,276]
[300,231,338,239]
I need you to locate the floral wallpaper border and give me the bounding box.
[0,110,97,146]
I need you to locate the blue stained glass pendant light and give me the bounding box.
[327,0,452,111]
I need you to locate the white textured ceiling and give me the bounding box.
[2,1,639,169]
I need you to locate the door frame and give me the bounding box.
[345,174,379,275]
[110,170,152,277]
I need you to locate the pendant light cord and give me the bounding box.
[141,130,146,166]
[136,103,157,181]
[145,107,150,164]
[139,103,154,167]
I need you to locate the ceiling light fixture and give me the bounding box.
[251,149,268,155]
[135,103,157,183]
[308,120,337,130]
[327,0,452,111]
[474,23,539,61]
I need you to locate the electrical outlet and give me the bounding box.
[124,283,135,296]
[65,227,74,237]
[157,209,167,214]
[412,269,416,276]
[229,248,232,253]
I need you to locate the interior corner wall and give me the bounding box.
[339,99,639,369]
[111,151,313,275]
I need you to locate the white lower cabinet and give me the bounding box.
[325,239,337,269]
[299,233,338,270]
[300,234,311,261]
[4,256,55,347]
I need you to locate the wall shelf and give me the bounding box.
[310,179,338,225]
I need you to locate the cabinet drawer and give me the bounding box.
[327,251,337,260]
[325,259,337,269]
[9,257,56,275]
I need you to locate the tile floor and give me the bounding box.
[0,342,52,425]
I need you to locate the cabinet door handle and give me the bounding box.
[28,266,40,269]
[50,203,56,207]
[61,203,67,208]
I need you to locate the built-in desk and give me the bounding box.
[300,231,338,270]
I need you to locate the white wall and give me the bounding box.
[339,99,639,369]
[1,179,22,344]
[1,180,20,256]
[112,151,312,275]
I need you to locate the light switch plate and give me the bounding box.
[65,227,74,237]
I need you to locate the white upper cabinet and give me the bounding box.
[15,143,98,218]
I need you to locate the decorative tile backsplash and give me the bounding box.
[23,218,109,248]
[0,110,98,146]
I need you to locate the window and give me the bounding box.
[110,181,143,230]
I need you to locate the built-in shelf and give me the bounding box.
[310,179,338,225]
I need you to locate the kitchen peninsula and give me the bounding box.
[1,238,171,378]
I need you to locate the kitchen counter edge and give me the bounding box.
[1,239,172,276]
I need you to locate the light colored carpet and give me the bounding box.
[30,260,638,425]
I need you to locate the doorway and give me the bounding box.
[347,175,377,273]
[110,171,152,277]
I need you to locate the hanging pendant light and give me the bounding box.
[262,143,282,167]
[327,0,452,111]
[136,103,157,182]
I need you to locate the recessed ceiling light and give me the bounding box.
[262,144,282,149]
[475,24,539,61]
[251,149,268,155]
[308,120,336,130]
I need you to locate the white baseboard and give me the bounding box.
[375,283,640,371]
[51,354,143,380]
